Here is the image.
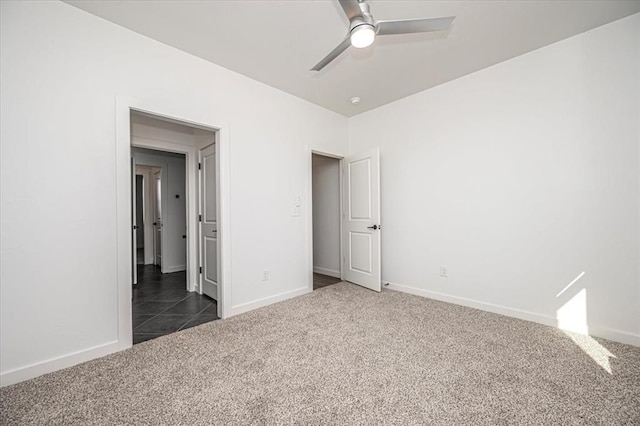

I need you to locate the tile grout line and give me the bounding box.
[132,297,188,331]
[177,303,217,331]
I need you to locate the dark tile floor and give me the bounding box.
[132,264,218,344]
[313,273,342,290]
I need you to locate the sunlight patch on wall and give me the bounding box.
[556,271,586,298]
[557,287,588,335]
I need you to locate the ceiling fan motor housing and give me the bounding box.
[349,3,376,47]
[350,1,375,29]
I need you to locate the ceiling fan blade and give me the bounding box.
[311,37,352,71]
[376,16,455,36]
[339,0,363,21]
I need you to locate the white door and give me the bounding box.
[153,169,162,267]
[342,149,381,291]
[131,157,138,285]
[200,144,218,300]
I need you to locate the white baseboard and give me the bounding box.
[1,340,120,387]
[585,325,640,347]
[385,282,640,347]
[313,266,341,279]
[163,264,186,274]
[230,286,311,317]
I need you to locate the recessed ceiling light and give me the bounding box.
[350,97,361,105]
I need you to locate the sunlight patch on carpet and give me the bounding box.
[563,331,616,374]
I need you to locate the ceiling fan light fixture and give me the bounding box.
[350,24,376,48]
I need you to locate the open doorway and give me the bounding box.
[116,99,230,349]
[133,166,161,270]
[135,174,145,265]
[311,153,343,290]
[130,113,220,344]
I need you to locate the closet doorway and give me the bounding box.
[311,152,343,290]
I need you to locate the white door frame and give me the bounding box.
[115,96,231,351]
[151,167,163,269]
[307,150,344,292]
[136,166,157,266]
[131,157,138,285]
[132,156,169,272]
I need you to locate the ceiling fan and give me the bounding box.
[312,0,455,71]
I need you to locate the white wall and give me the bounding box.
[0,0,347,384]
[312,154,341,278]
[132,148,187,273]
[349,14,640,345]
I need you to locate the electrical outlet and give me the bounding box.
[440,266,448,278]
[262,270,269,281]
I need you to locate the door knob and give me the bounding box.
[367,225,380,230]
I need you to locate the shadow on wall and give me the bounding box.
[555,271,616,374]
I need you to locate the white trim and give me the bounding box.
[306,153,314,293]
[313,266,341,278]
[386,282,640,347]
[338,158,345,281]
[217,126,232,319]
[0,341,119,387]
[231,287,310,316]
[386,282,556,326]
[163,264,187,274]
[311,149,344,160]
[115,97,133,351]
[585,326,640,347]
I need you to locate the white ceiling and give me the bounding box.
[66,0,640,117]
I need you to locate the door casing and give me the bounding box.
[131,157,138,285]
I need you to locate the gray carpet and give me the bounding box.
[2,283,639,425]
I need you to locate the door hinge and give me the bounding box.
[199,214,202,222]
[198,162,202,170]
[199,266,202,274]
